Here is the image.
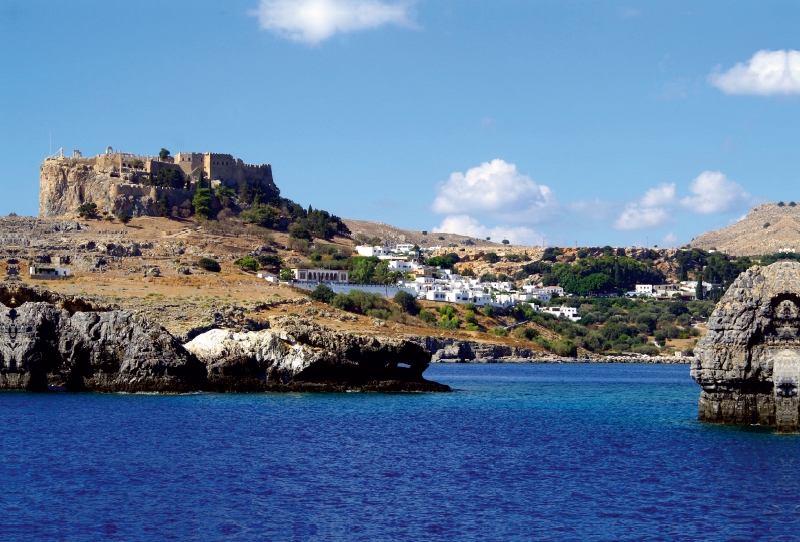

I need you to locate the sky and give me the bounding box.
[2,0,800,248]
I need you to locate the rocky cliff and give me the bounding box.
[39,160,192,218]
[0,285,448,393]
[692,261,800,432]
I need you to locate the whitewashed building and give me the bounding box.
[355,245,392,258]
[292,269,349,283]
[29,266,70,278]
[543,306,580,322]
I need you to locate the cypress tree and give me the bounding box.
[613,258,622,288]
[695,279,704,300]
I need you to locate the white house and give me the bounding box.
[29,266,70,278]
[542,286,565,297]
[356,245,391,258]
[256,272,278,283]
[543,306,580,322]
[635,284,654,295]
[388,260,421,273]
[425,290,448,302]
[394,243,416,254]
[292,269,349,283]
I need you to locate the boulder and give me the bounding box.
[185,317,450,392]
[692,261,800,432]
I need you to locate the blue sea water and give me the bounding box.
[1,363,799,541]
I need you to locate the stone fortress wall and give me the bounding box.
[39,146,274,218]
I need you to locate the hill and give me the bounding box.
[690,202,800,256]
[342,219,502,248]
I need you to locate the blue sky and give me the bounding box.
[2,1,800,247]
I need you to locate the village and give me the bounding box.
[277,242,720,323]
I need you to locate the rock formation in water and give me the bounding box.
[185,317,449,392]
[0,285,448,393]
[692,261,800,432]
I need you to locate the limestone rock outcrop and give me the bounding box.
[0,284,206,392]
[0,286,448,393]
[692,261,800,432]
[39,161,192,218]
[185,317,449,392]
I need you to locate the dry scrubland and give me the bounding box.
[21,216,561,351]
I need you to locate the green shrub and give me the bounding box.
[234,257,260,272]
[394,291,419,315]
[256,254,283,269]
[465,302,476,311]
[436,316,461,330]
[419,310,436,324]
[489,327,509,336]
[310,284,335,303]
[241,204,281,228]
[483,305,494,318]
[513,327,539,340]
[534,336,551,350]
[633,345,660,356]
[464,310,478,325]
[367,309,392,320]
[197,258,221,272]
[77,202,98,218]
[465,324,479,331]
[551,339,577,357]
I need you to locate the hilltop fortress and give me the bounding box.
[39,147,275,218]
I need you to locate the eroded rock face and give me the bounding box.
[692,261,800,431]
[185,317,449,392]
[0,284,206,392]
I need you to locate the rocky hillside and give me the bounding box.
[343,219,502,248]
[690,202,800,256]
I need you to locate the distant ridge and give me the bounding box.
[341,219,503,248]
[690,202,800,256]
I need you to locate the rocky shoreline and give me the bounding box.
[0,284,448,393]
[408,336,690,365]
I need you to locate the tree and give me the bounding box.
[238,181,253,205]
[310,284,336,303]
[130,159,144,169]
[234,257,259,272]
[158,148,171,161]
[215,185,235,208]
[421,230,427,236]
[613,258,622,287]
[502,239,510,245]
[77,202,98,218]
[197,258,221,272]
[394,291,419,315]
[483,252,500,264]
[157,194,170,217]
[192,188,213,220]
[695,279,704,300]
[279,268,294,281]
[153,167,185,188]
[240,204,280,228]
[289,223,312,241]
[116,211,132,225]
[197,171,205,189]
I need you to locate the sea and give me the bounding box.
[1,363,798,541]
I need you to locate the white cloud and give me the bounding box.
[432,159,557,223]
[680,171,753,214]
[709,50,800,95]
[614,206,673,230]
[662,232,678,246]
[433,215,542,246]
[613,183,676,230]
[252,0,415,44]
[639,183,676,207]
